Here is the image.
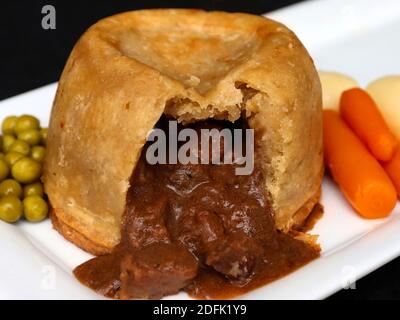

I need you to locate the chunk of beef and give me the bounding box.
[124,196,170,248]
[119,243,198,299]
[166,209,225,260]
[195,210,225,244]
[205,232,263,282]
[73,251,122,298]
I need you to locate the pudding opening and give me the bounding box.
[73,115,319,299]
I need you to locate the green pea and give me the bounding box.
[2,116,18,135]
[5,152,25,166]
[0,195,23,223]
[0,179,22,198]
[40,128,48,146]
[30,146,46,162]
[0,159,10,181]
[9,140,30,156]
[23,196,48,222]
[3,135,16,153]
[11,158,42,184]
[14,115,40,135]
[17,129,41,146]
[23,182,44,198]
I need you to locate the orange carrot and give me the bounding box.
[382,146,400,198]
[340,87,397,161]
[323,110,397,218]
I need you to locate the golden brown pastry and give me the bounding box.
[43,9,323,255]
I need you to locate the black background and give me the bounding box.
[0,0,399,300]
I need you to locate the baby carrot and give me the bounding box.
[323,110,397,219]
[382,146,400,198]
[340,87,397,161]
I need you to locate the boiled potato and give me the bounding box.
[318,71,358,110]
[366,76,400,141]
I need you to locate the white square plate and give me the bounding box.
[0,0,400,299]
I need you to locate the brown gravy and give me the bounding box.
[74,119,319,299]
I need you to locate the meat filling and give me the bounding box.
[74,118,319,299]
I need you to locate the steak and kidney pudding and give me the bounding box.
[43,10,323,299]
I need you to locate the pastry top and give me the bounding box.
[43,9,323,254]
